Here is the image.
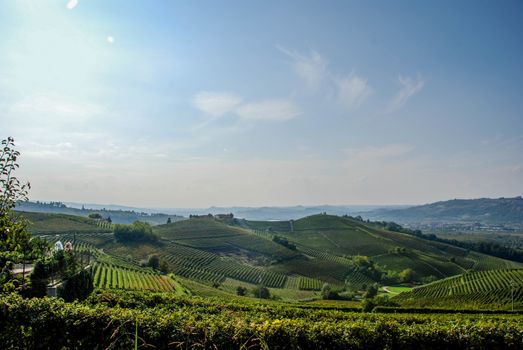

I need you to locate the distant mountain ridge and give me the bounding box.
[361,197,523,226]
[15,201,183,225]
[16,201,406,223]
[58,202,407,221]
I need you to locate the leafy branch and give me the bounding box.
[0,137,30,214]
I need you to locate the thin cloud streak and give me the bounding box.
[280,46,372,110]
[278,47,328,88]
[192,91,242,117]
[236,99,301,121]
[387,74,425,112]
[335,74,373,109]
[192,91,300,122]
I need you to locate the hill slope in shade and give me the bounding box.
[361,197,523,225]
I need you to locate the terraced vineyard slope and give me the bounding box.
[241,214,522,283]
[394,268,523,309]
[25,212,523,300]
[21,211,112,234]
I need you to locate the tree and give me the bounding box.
[252,285,270,299]
[147,255,160,270]
[0,137,31,213]
[114,221,158,243]
[321,283,332,299]
[58,268,94,302]
[159,259,169,274]
[399,268,415,283]
[26,259,48,297]
[321,283,341,300]
[363,283,379,299]
[353,255,382,281]
[0,137,32,292]
[236,286,247,296]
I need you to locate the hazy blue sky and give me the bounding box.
[1,0,522,207]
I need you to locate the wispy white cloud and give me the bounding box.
[279,46,372,111]
[106,36,115,44]
[9,93,102,124]
[192,91,243,117]
[192,91,299,122]
[335,74,373,109]
[236,99,301,121]
[278,47,328,88]
[387,74,425,112]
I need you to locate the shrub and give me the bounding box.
[58,268,94,302]
[114,221,158,243]
[252,285,270,299]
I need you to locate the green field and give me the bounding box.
[381,285,413,295]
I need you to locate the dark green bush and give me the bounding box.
[113,221,158,243]
[0,291,521,349]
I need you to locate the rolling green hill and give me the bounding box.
[394,269,523,309]
[155,217,298,260]
[24,211,523,301]
[149,214,523,293]
[239,214,522,285]
[21,211,112,234]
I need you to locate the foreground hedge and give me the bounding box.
[1,292,522,349]
[373,306,523,314]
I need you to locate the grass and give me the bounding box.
[381,285,413,295]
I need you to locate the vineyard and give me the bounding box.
[156,217,298,260]
[296,244,353,266]
[298,276,323,290]
[345,270,376,290]
[21,212,523,304]
[395,268,523,309]
[22,211,113,234]
[160,243,289,288]
[38,233,178,293]
[92,263,176,292]
[468,251,522,270]
[240,215,523,284]
[1,290,522,349]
